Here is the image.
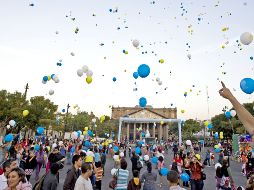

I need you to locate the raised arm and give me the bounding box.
[219,81,254,134]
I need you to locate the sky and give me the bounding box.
[0,0,254,120]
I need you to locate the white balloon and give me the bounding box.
[158,81,162,85]
[240,32,253,45]
[71,132,78,140]
[42,80,47,84]
[58,141,63,146]
[70,52,75,56]
[107,134,110,137]
[230,110,236,117]
[215,163,222,170]
[82,65,89,73]
[80,135,84,140]
[6,125,10,129]
[86,151,94,157]
[187,54,191,59]
[119,152,124,157]
[52,143,57,149]
[132,39,140,47]
[186,140,192,146]
[92,118,96,123]
[156,77,160,82]
[109,144,112,148]
[218,143,222,147]
[86,70,93,77]
[49,89,54,95]
[111,168,117,176]
[113,155,119,161]
[9,120,16,127]
[144,155,149,161]
[53,77,60,83]
[77,69,83,77]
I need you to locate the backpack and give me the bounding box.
[137,160,143,170]
[33,173,47,190]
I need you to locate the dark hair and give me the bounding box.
[133,170,139,178]
[167,170,179,183]
[8,167,27,183]
[95,161,102,168]
[158,156,164,162]
[2,159,15,173]
[120,159,127,170]
[216,166,223,178]
[171,162,179,174]
[147,162,152,173]
[72,155,81,165]
[51,163,60,175]
[81,163,92,173]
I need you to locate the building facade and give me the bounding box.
[111,106,177,141]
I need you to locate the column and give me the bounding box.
[127,123,130,141]
[159,123,162,140]
[133,123,136,141]
[118,119,122,142]
[146,123,149,134]
[178,121,182,146]
[165,124,169,140]
[153,123,156,138]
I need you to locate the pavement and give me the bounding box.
[29,147,247,190]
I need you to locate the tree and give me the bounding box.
[182,119,201,140]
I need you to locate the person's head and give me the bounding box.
[95,161,102,168]
[132,151,136,157]
[50,163,60,175]
[246,175,254,190]
[120,159,127,170]
[54,146,60,153]
[72,154,82,167]
[171,162,178,173]
[222,159,228,168]
[175,153,179,159]
[3,159,17,174]
[81,163,92,177]
[167,170,179,185]
[147,162,152,173]
[7,167,26,188]
[237,186,245,190]
[216,166,222,178]
[158,156,164,162]
[133,170,139,178]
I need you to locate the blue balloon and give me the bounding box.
[135,147,141,154]
[139,97,147,108]
[62,109,66,113]
[113,146,119,152]
[83,147,88,151]
[77,131,81,137]
[71,147,75,153]
[215,148,221,153]
[88,130,93,137]
[225,111,231,119]
[51,74,55,79]
[99,145,103,150]
[133,72,139,79]
[207,123,213,129]
[151,157,158,164]
[138,141,143,145]
[34,144,40,151]
[113,77,117,82]
[84,141,90,147]
[141,132,145,137]
[4,134,13,143]
[42,76,48,82]
[37,127,44,135]
[137,64,150,78]
[180,173,190,182]
[160,168,169,176]
[240,78,254,94]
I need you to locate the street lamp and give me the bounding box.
[64,103,70,133]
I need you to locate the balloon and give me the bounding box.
[84,141,90,147]
[49,89,54,95]
[151,157,158,164]
[86,70,93,77]
[225,111,231,119]
[195,154,201,160]
[144,155,149,161]
[135,147,141,154]
[77,69,83,77]
[43,76,48,82]
[77,131,81,137]
[218,143,222,147]
[207,123,213,129]
[59,141,63,146]
[34,144,40,151]
[215,148,221,153]
[112,77,117,82]
[186,140,192,146]
[70,147,75,153]
[71,131,78,139]
[158,81,162,85]
[204,121,209,127]
[37,127,44,135]
[240,78,254,94]
[51,74,56,80]
[215,163,222,170]
[137,64,150,78]
[86,76,93,84]
[100,115,105,123]
[53,76,60,83]
[184,92,187,97]
[139,97,147,108]
[4,134,14,142]
[84,127,88,131]
[230,110,236,117]
[47,75,51,81]
[120,152,124,157]
[82,65,89,73]
[132,39,140,47]
[42,80,47,84]
[187,54,191,60]
[180,173,190,182]
[111,168,117,175]
[160,168,169,176]
[70,52,75,56]
[181,109,185,114]
[92,118,96,123]
[88,130,93,137]
[62,109,66,113]
[132,72,139,80]
[159,59,164,64]
[240,32,253,45]
[23,110,29,117]
[113,146,119,152]
[9,120,16,127]
[214,145,219,149]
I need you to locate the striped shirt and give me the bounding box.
[115,169,129,190]
[95,167,103,181]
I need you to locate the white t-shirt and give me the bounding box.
[74,175,93,190]
[0,174,7,189]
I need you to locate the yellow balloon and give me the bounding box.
[125,51,128,54]
[23,110,29,117]
[47,75,51,81]
[214,145,219,149]
[159,59,164,64]
[85,156,93,163]
[181,109,185,113]
[83,131,87,135]
[204,121,209,127]
[102,143,104,146]
[105,142,109,146]
[84,127,88,131]
[86,76,93,84]
[100,115,105,123]
[160,121,164,125]
[195,154,201,160]
[47,146,51,151]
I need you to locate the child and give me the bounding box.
[215,166,223,190]
[128,170,141,190]
[95,161,103,190]
[158,156,164,187]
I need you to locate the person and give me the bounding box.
[188,156,204,190]
[167,170,186,190]
[25,147,37,181]
[94,149,101,165]
[204,149,211,167]
[95,161,103,190]
[35,145,45,181]
[220,159,235,189]
[219,82,254,135]
[215,165,223,190]
[115,159,129,190]
[41,163,60,190]
[131,152,139,174]
[0,159,17,189]
[174,153,183,173]
[4,167,32,190]
[183,153,191,187]
[63,154,82,190]
[100,150,106,176]
[127,170,141,190]
[74,163,93,190]
[158,156,164,187]
[173,145,178,158]
[141,162,157,190]
[218,150,224,165]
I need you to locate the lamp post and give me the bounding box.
[64,104,70,133]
